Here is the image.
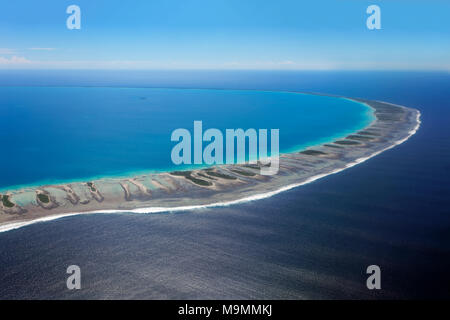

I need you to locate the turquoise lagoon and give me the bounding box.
[0,87,374,191]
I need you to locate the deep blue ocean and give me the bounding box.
[0,71,449,299]
[0,86,371,190]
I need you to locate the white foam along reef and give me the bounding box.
[0,108,421,234]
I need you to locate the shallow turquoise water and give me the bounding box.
[0,87,373,190]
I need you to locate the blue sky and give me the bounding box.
[0,0,449,70]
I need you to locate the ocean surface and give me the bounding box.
[0,71,449,299]
[0,86,372,191]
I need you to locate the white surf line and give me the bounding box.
[0,109,421,234]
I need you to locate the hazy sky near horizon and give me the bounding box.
[0,0,449,70]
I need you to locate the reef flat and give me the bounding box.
[0,96,420,231]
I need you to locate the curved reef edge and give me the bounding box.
[0,95,421,232]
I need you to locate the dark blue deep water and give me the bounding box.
[0,71,449,299]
